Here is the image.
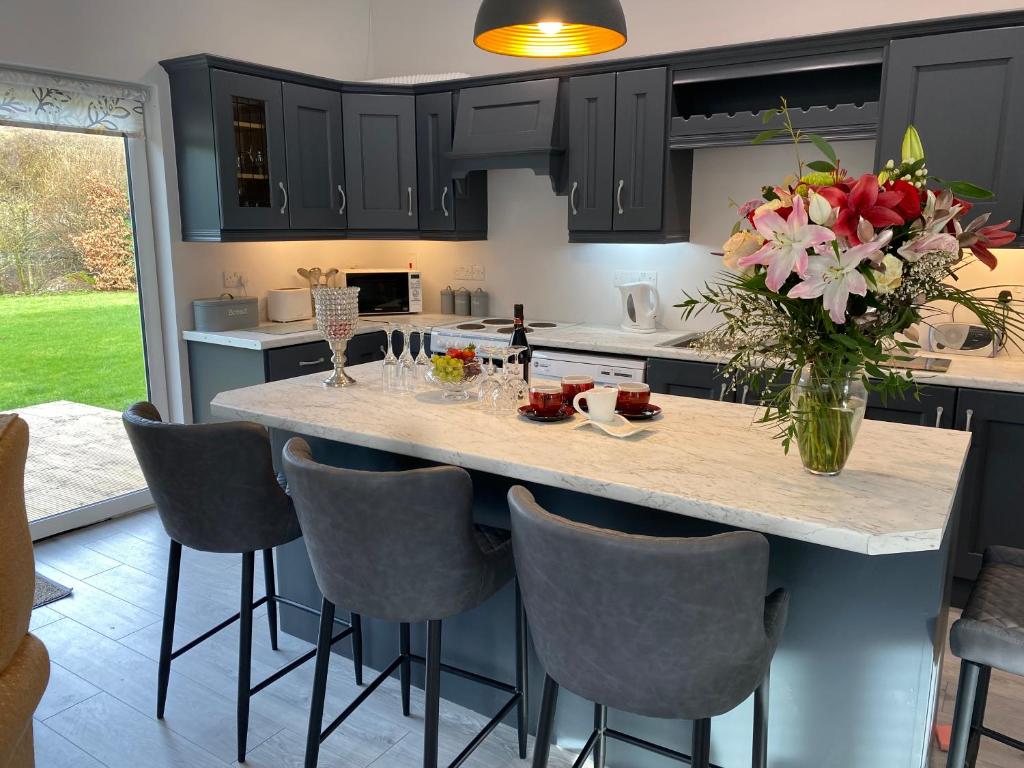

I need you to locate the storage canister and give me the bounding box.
[470,288,489,317]
[441,285,455,315]
[453,287,471,316]
[192,294,259,331]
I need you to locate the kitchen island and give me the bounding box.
[212,361,971,768]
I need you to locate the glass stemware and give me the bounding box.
[503,345,530,407]
[397,324,416,393]
[381,322,399,393]
[477,345,504,408]
[413,327,431,388]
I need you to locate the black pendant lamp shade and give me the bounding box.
[474,0,627,58]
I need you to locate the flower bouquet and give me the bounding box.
[679,100,1021,475]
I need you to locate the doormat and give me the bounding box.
[33,573,72,609]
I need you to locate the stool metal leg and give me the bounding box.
[593,704,608,768]
[423,620,443,768]
[262,548,278,651]
[400,622,411,716]
[948,661,982,768]
[305,598,335,768]
[532,674,559,768]
[966,665,992,767]
[157,540,181,719]
[351,613,363,686]
[515,584,529,760]
[237,551,255,763]
[753,668,770,768]
[691,718,711,768]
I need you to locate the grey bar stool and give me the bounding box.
[508,486,788,768]
[123,403,364,763]
[282,437,528,768]
[947,546,1024,767]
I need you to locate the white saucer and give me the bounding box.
[573,414,649,438]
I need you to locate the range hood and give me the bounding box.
[448,78,566,187]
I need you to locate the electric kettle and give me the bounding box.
[619,282,659,333]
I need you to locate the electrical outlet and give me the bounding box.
[613,270,640,287]
[222,271,247,290]
[469,265,485,281]
[454,265,469,280]
[637,271,658,286]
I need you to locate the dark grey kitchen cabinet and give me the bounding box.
[265,341,335,382]
[952,388,1024,581]
[343,93,418,230]
[647,358,733,401]
[211,70,289,231]
[865,385,957,428]
[282,83,347,230]
[415,92,488,236]
[567,73,617,232]
[878,27,1024,238]
[613,67,668,232]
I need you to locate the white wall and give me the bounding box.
[0,0,374,421]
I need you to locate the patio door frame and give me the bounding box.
[29,124,162,540]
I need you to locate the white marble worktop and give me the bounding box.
[182,314,469,351]
[211,360,971,556]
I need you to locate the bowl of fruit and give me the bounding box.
[426,345,484,401]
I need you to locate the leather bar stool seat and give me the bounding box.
[509,486,787,768]
[123,403,363,763]
[282,437,528,768]
[947,546,1024,766]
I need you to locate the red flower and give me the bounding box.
[968,219,1016,269]
[884,180,922,221]
[816,174,906,243]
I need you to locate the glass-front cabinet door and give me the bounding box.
[211,70,289,230]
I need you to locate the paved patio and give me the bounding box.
[15,400,146,522]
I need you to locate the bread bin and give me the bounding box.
[267,287,313,322]
[192,294,258,331]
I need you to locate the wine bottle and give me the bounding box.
[510,303,531,383]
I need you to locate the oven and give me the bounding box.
[340,269,422,315]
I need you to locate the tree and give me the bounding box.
[71,178,135,290]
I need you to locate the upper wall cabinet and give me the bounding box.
[211,71,290,232]
[342,93,419,231]
[878,27,1024,238]
[282,83,347,230]
[415,92,488,236]
[566,67,692,243]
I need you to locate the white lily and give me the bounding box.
[739,196,836,292]
[787,233,892,323]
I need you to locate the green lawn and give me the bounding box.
[0,291,147,412]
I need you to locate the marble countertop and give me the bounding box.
[211,360,970,556]
[182,313,470,351]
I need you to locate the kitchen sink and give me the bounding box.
[655,332,703,349]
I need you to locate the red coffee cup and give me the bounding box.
[616,382,651,414]
[529,384,564,416]
[561,375,594,406]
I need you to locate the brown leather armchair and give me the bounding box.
[0,414,50,767]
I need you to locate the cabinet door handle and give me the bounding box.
[570,181,579,216]
[407,187,414,217]
[934,406,944,429]
[441,185,450,217]
[616,179,625,215]
[741,385,750,404]
[718,384,727,401]
[964,408,974,432]
[298,357,325,367]
[338,185,346,215]
[279,181,289,214]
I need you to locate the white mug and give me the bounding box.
[573,386,618,423]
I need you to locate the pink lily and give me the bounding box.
[787,234,892,324]
[739,196,836,292]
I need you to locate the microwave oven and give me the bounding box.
[340,269,422,315]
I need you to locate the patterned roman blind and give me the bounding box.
[0,65,148,137]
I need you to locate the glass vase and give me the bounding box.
[790,364,867,476]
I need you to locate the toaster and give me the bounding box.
[924,322,1002,357]
[267,288,313,323]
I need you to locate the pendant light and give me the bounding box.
[474,0,627,58]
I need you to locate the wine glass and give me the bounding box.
[381,322,399,393]
[477,346,503,408]
[397,324,416,394]
[413,327,431,388]
[503,345,530,407]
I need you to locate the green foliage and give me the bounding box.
[0,291,146,411]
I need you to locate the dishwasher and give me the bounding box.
[530,349,647,385]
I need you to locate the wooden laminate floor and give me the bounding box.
[30,509,1024,767]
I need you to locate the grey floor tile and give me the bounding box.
[33,537,122,581]
[35,662,102,720]
[44,693,228,768]
[34,719,105,768]
[29,606,64,632]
